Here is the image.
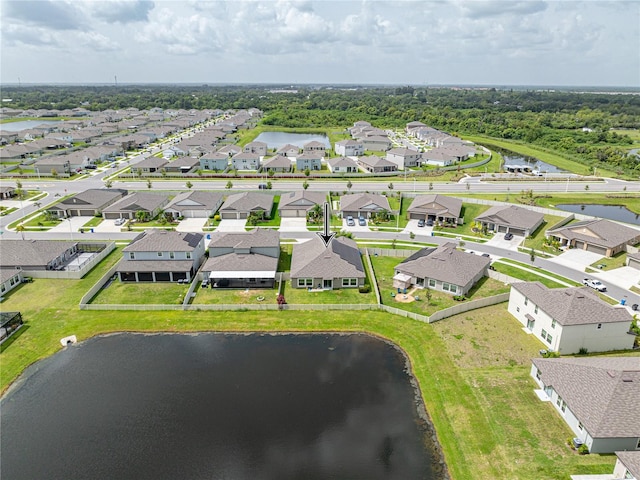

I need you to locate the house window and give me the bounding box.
[561,400,566,413]
[551,319,556,329]
[170,252,175,259]
[186,252,191,259]
[534,305,538,314]
[157,252,163,257]
[535,368,541,380]
[524,297,528,306]
[1,285,5,293]
[298,278,312,287]
[546,334,552,345]
[556,395,562,407]
[129,252,135,260]
[578,422,583,431]
[428,279,436,287]
[541,329,547,340]
[516,307,520,312]
[597,323,602,329]
[637,438,640,449]
[450,284,457,293]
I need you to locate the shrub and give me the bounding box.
[566,437,574,449]
[578,347,589,355]
[578,444,589,455]
[453,295,467,302]
[358,285,371,294]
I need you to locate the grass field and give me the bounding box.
[2,247,636,479]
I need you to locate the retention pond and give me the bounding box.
[1,332,446,480]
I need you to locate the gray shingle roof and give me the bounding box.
[407,194,462,218]
[164,191,223,213]
[219,192,274,214]
[209,228,280,249]
[475,205,544,231]
[547,219,640,249]
[327,156,358,169]
[615,451,640,478]
[51,189,127,211]
[290,236,364,280]
[511,282,632,326]
[532,357,640,438]
[0,268,22,283]
[357,155,396,168]
[339,193,391,213]
[396,242,489,287]
[279,191,326,211]
[123,230,203,252]
[103,192,169,214]
[263,155,292,169]
[0,240,77,268]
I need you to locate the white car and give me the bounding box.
[114,218,126,226]
[582,278,606,292]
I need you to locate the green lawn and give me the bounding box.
[491,262,569,289]
[280,280,376,304]
[434,203,490,238]
[90,281,190,305]
[82,216,104,228]
[2,245,636,480]
[192,285,279,305]
[371,255,510,316]
[521,214,566,254]
[496,259,581,286]
[250,196,281,227]
[588,251,627,271]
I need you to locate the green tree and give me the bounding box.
[186,181,193,189]
[304,167,311,177]
[428,182,433,190]
[104,179,113,188]
[135,210,148,223]
[303,180,309,190]
[346,180,353,191]
[15,224,25,240]
[266,181,272,190]
[388,182,394,190]
[225,181,233,189]
[146,179,152,189]
[51,168,58,178]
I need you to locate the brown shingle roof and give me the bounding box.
[547,219,640,249]
[339,193,391,213]
[532,357,640,438]
[290,236,364,280]
[475,205,544,231]
[615,451,640,478]
[407,194,462,218]
[219,192,274,214]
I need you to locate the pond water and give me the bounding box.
[495,146,565,173]
[1,333,444,480]
[0,120,62,132]
[555,204,640,225]
[254,131,331,150]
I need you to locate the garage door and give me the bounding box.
[510,228,526,237]
[79,209,95,216]
[104,212,120,219]
[409,213,424,220]
[586,244,607,255]
[280,210,297,218]
[220,212,237,219]
[497,225,508,233]
[574,241,584,249]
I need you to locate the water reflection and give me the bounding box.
[1,333,444,480]
[556,204,640,225]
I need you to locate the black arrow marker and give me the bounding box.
[316,202,335,248]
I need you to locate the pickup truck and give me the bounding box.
[583,278,607,292]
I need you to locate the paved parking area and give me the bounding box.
[47,216,93,233]
[217,219,247,232]
[547,249,603,270]
[485,233,524,251]
[402,219,432,235]
[176,218,206,232]
[279,218,307,232]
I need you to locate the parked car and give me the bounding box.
[346,216,355,226]
[358,216,366,226]
[417,219,425,227]
[426,219,434,227]
[481,253,491,258]
[258,183,268,190]
[582,278,607,292]
[114,218,126,226]
[504,232,514,240]
[85,165,98,170]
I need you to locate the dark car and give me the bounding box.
[258,183,268,190]
[426,219,434,227]
[358,216,366,226]
[504,232,514,240]
[85,165,98,170]
[417,219,425,227]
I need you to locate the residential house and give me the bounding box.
[361,135,392,152]
[243,141,268,156]
[340,193,391,219]
[131,156,168,174]
[278,191,327,217]
[405,121,427,134]
[392,243,490,296]
[102,192,169,220]
[386,147,422,170]
[0,186,16,199]
[276,144,300,157]
[218,191,274,220]
[0,240,78,271]
[407,195,463,225]
[530,357,640,453]
[216,144,242,157]
[546,219,640,257]
[48,189,128,218]
[231,152,261,171]
[164,156,200,174]
[627,252,640,270]
[327,156,358,173]
[199,152,229,171]
[33,156,73,175]
[421,148,457,167]
[117,230,205,282]
[202,228,280,288]
[357,155,398,173]
[295,152,322,172]
[508,282,634,354]
[290,236,365,290]
[611,451,640,480]
[0,268,24,297]
[302,141,327,157]
[335,139,364,157]
[475,205,545,237]
[164,191,224,219]
[262,155,292,173]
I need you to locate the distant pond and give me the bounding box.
[254,131,331,150]
[494,146,565,173]
[555,204,640,225]
[0,120,62,132]
[1,333,445,480]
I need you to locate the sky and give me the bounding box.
[1,0,638,87]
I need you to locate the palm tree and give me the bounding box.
[135,210,148,223]
[16,224,25,240]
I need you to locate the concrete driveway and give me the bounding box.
[342,219,370,232]
[92,218,127,233]
[547,249,603,270]
[48,216,92,233]
[176,218,206,232]
[217,219,247,232]
[593,266,640,290]
[279,218,308,232]
[486,232,523,251]
[402,219,432,235]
